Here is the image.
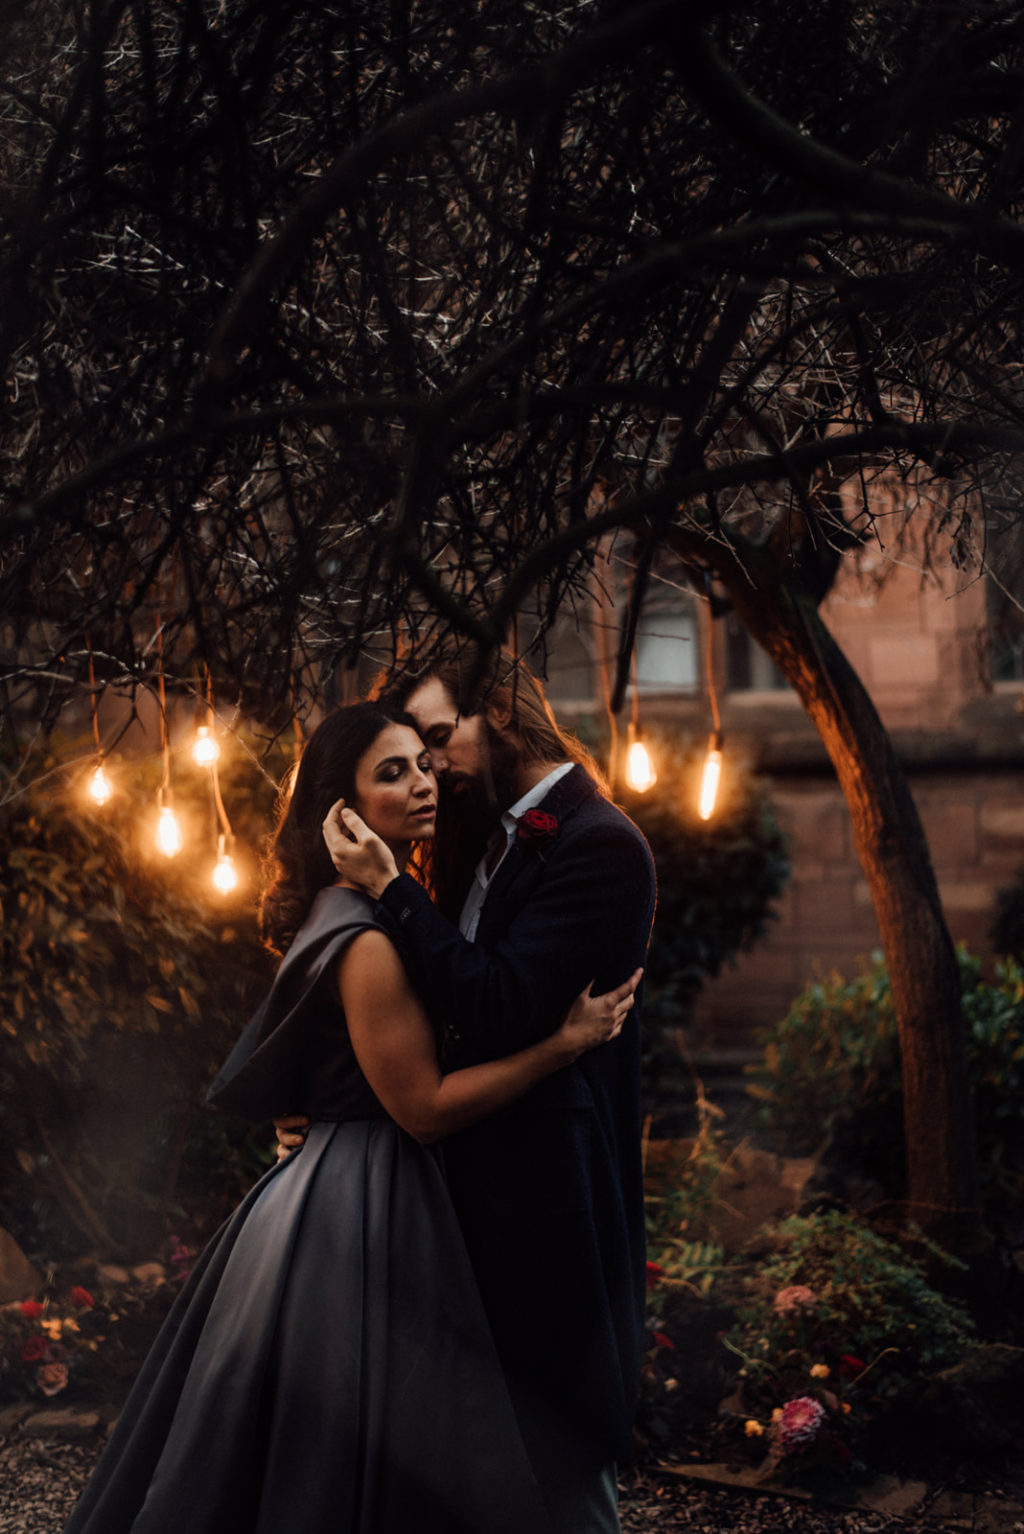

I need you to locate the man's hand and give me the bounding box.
[322,798,400,899]
[273,1114,311,1163]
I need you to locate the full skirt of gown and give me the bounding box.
[64,1119,552,1534]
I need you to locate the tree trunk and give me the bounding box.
[719,565,982,1251]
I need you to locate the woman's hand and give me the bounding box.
[555,968,643,1062]
[322,798,400,899]
[273,1114,310,1163]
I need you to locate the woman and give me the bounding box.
[64,702,636,1534]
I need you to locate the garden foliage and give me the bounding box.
[619,734,789,1098]
[992,863,1024,964]
[0,747,277,1257]
[748,949,1024,1200]
[726,1210,973,1478]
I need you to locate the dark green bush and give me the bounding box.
[748,949,1024,1199]
[728,1210,973,1408]
[618,732,790,1101]
[0,741,280,1258]
[992,863,1024,963]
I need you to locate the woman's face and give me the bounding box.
[351,723,437,848]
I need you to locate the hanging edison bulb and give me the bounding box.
[698,731,723,821]
[624,722,656,793]
[192,723,220,767]
[88,762,113,805]
[156,797,183,857]
[212,834,238,894]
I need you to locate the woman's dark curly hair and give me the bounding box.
[260,701,421,955]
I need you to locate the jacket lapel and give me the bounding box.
[476,766,598,935]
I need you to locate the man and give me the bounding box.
[288,651,656,1531]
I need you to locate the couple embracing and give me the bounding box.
[65,651,657,1534]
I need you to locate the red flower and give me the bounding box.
[651,1330,675,1352]
[70,1286,95,1309]
[20,1336,47,1363]
[19,1301,43,1319]
[645,1261,663,1290]
[515,809,559,849]
[838,1354,867,1379]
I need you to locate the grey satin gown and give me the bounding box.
[64,888,552,1534]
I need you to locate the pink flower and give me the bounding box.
[20,1300,44,1319]
[36,1362,69,1397]
[772,1284,817,1314]
[70,1286,94,1309]
[778,1396,826,1452]
[167,1237,193,1276]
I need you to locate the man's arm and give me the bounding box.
[377,820,655,1061]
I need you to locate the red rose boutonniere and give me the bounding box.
[516,808,559,858]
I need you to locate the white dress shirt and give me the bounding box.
[457,762,574,942]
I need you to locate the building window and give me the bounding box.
[633,595,699,693]
[724,612,788,691]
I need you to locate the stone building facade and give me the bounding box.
[547,531,1024,1058]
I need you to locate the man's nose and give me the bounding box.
[427,748,448,776]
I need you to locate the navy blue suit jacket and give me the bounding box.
[377,765,656,1471]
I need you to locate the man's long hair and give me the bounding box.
[373,645,608,917]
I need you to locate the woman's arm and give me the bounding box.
[338,929,639,1144]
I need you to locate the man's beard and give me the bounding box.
[430,732,518,919]
[430,773,496,920]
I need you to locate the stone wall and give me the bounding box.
[689,766,1024,1052]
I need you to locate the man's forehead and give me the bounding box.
[406,676,458,724]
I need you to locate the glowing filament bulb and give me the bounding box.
[212,852,238,893]
[88,763,113,805]
[625,737,656,793]
[192,725,220,767]
[699,735,723,822]
[156,804,183,857]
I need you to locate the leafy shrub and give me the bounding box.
[728,1211,973,1403]
[618,733,789,1101]
[747,949,1024,1199]
[992,863,1024,963]
[0,745,278,1257]
[725,1211,973,1480]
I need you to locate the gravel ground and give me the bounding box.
[1,1434,1008,1534]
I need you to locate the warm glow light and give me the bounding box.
[699,742,723,821]
[212,851,238,894]
[156,804,183,857]
[625,738,657,793]
[88,763,113,805]
[192,725,220,767]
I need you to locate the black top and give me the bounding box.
[207,886,389,1123]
